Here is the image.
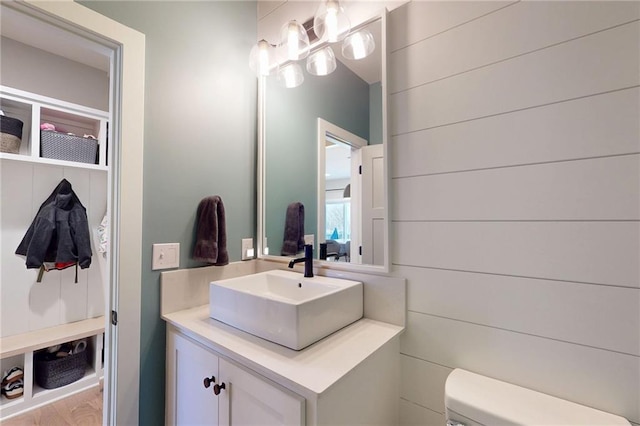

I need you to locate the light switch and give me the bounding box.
[304,234,314,246]
[241,238,254,261]
[152,243,180,270]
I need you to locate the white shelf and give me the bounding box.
[0,152,108,171]
[1,85,109,169]
[0,316,105,360]
[0,325,104,420]
[32,367,97,399]
[0,395,24,409]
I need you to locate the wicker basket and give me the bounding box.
[40,130,98,164]
[34,350,87,389]
[0,115,24,154]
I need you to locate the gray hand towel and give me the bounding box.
[281,202,304,256]
[193,195,229,265]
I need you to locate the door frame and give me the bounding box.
[316,118,367,260]
[15,1,145,424]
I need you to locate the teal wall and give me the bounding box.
[369,82,383,145]
[79,2,257,424]
[264,60,370,257]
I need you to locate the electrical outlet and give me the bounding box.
[152,243,180,270]
[304,234,314,246]
[241,238,254,260]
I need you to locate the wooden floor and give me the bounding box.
[2,385,102,426]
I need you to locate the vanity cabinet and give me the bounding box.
[163,309,402,426]
[166,329,304,426]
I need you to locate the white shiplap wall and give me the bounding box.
[389,2,640,425]
[0,161,107,338]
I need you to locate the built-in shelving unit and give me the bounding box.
[0,317,105,420]
[1,85,109,170]
[0,85,109,421]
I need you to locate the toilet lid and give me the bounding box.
[444,369,631,426]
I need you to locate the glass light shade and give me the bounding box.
[279,20,310,61]
[306,46,337,76]
[313,0,351,43]
[249,39,275,76]
[277,63,304,88]
[342,29,375,60]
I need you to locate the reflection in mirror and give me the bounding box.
[261,14,387,270]
[318,119,366,264]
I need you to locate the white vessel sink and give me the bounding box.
[209,269,363,350]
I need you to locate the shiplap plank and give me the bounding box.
[390,1,640,93]
[402,355,452,414]
[401,312,640,424]
[28,165,64,331]
[87,171,107,318]
[390,22,640,135]
[388,1,514,52]
[59,168,90,324]
[400,399,445,426]
[392,154,640,221]
[392,221,640,288]
[391,88,640,178]
[398,265,640,356]
[0,161,33,337]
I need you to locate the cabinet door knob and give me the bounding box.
[203,376,216,388]
[213,382,226,395]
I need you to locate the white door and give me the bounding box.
[167,331,220,426]
[361,144,385,266]
[218,358,304,426]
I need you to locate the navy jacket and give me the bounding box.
[16,179,92,269]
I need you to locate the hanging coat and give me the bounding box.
[15,179,92,269]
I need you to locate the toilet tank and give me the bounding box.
[444,369,631,426]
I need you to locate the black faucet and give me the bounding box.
[319,242,340,261]
[288,244,314,277]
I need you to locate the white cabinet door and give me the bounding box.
[218,358,305,426]
[167,331,220,425]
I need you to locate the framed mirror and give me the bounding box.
[258,10,388,272]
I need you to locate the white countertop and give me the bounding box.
[162,305,404,396]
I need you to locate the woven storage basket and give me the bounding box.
[41,130,97,164]
[0,115,24,154]
[34,350,87,389]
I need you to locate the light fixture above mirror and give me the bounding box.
[307,46,337,76]
[279,20,310,62]
[342,29,375,60]
[249,39,275,77]
[277,62,305,88]
[249,0,375,86]
[313,0,351,43]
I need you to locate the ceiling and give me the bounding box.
[0,4,111,72]
[325,139,352,182]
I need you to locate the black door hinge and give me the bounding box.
[359,246,362,255]
[359,165,362,174]
[111,310,118,326]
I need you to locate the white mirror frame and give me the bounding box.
[258,9,389,274]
